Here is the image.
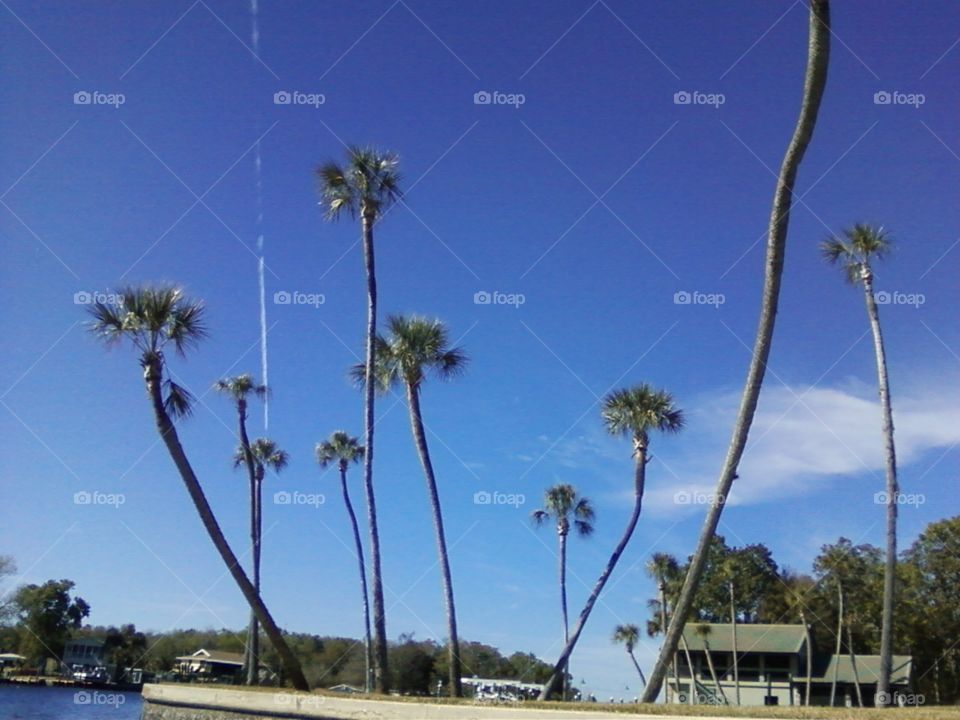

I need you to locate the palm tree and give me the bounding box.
[317,146,401,694]
[316,431,371,692]
[642,0,831,702]
[533,484,595,699]
[215,374,267,685]
[231,437,287,686]
[539,384,684,700]
[831,581,844,706]
[694,624,728,704]
[646,552,681,704]
[87,286,308,690]
[727,580,740,705]
[355,314,466,696]
[612,624,647,688]
[821,223,899,705]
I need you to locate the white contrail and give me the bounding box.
[251,0,269,430]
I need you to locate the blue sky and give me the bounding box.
[1,0,958,702]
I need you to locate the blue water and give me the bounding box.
[0,685,141,719]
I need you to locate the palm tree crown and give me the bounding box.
[316,431,365,472]
[613,623,640,653]
[214,374,267,404]
[820,224,891,284]
[602,384,685,448]
[532,484,595,537]
[317,146,402,221]
[354,315,467,392]
[235,438,289,475]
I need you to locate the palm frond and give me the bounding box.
[164,380,195,419]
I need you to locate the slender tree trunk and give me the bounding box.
[628,649,647,687]
[235,399,259,686]
[143,359,308,690]
[340,463,373,693]
[801,608,812,706]
[405,384,462,697]
[703,640,728,704]
[251,471,263,684]
[831,584,843,706]
[360,211,388,694]
[558,528,570,700]
[680,636,696,704]
[864,273,898,707]
[729,582,740,705]
[847,624,863,707]
[539,440,648,700]
[659,581,675,704]
[642,1,831,702]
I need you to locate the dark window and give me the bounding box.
[765,695,779,706]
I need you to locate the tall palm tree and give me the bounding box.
[317,146,401,694]
[646,552,681,704]
[539,384,684,699]
[87,286,308,690]
[728,580,740,705]
[355,314,467,696]
[612,624,647,688]
[533,484,595,699]
[215,374,266,685]
[831,581,844,706]
[232,437,288,686]
[821,224,899,705]
[316,431,371,692]
[643,0,831,702]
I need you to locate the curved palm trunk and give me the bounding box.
[405,385,462,697]
[801,608,812,706]
[558,529,569,699]
[729,582,740,705]
[703,640,728,705]
[847,624,863,707]
[863,274,898,706]
[659,581,677,704]
[340,464,373,693]
[680,635,696,705]
[628,649,647,687]
[143,360,308,690]
[234,400,260,686]
[642,1,831,702]
[361,212,389,694]
[830,584,843,706]
[538,441,648,700]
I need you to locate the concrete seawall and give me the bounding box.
[141,684,740,720]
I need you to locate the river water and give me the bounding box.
[0,685,141,719]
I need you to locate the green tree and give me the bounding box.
[821,224,899,705]
[87,286,308,690]
[317,146,401,693]
[541,384,684,699]
[13,579,89,669]
[0,555,16,623]
[532,483,594,699]
[103,624,147,682]
[612,624,647,688]
[215,373,267,685]
[356,315,467,696]
[644,0,832,701]
[316,431,372,692]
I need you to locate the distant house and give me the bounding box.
[669,623,912,708]
[62,638,107,679]
[175,649,245,682]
